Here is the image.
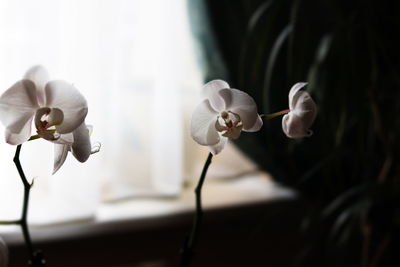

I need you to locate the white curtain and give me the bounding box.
[0,0,203,225]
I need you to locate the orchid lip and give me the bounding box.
[215,111,243,139]
[34,107,65,141]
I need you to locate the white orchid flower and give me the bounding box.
[53,122,100,174]
[282,83,317,138]
[190,80,263,155]
[0,65,88,145]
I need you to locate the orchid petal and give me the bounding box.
[292,91,317,121]
[52,132,74,145]
[288,82,307,110]
[47,108,64,126]
[190,99,220,146]
[244,115,263,132]
[71,122,92,162]
[215,119,225,132]
[218,88,260,131]
[209,136,228,155]
[203,80,229,111]
[5,118,33,145]
[24,65,49,106]
[45,80,88,134]
[282,90,316,139]
[53,144,69,174]
[0,80,38,134]
[282,113,312,138]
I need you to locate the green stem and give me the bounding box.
[13,144,35,263]
[180,152,213,267]
[260,109,290,120]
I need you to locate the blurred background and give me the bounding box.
[1,0,400,266]
[194,0,400,266]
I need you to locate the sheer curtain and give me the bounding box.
[0,0,203,224]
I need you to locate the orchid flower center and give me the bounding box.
[34,107,64,140]
[215,111,243,139]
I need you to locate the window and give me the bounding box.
[0,0,259,226]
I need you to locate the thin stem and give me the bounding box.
[13,144,35,262]
[28,135,40,141]
[180,152,213,267]
[260,109,290,120]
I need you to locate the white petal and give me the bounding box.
[45,80,88,134]
[52,132,74,145]
[218,88,260,131]
[190,99,220,146]
[282,113,313,138]
[292,91,317,126]
[5,118,33,145]
[0,80,38,133]
[208,136,228,155]
[71,122,92,162]
[47,108,64,126]
[244,115,263,132]
[203,80,229,111]
[24,65,49,106]
[53,144,70,174]
[288,82,307,110]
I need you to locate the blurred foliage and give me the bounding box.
[188,0,400,266]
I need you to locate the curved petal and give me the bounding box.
[208,136,228,155]
[282,113,313,138]
[24,65,49,106]
[71,122,92,162]
[52,132,74,144]
[203,80,229,111]
[218,88,260,131]
[47,108,64,126]
[288,82,307,110]
[5,117,33,145]
[190,99,220,146]
[0,80,38,133]
[45,80,88,134]
[53,144,70,174]
[292,91,317,128]
[243,115,263,132]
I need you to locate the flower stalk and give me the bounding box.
[180,152,213,267]
[14,144,46,266]
[260,109,290,120]
[14,144,35,260]
[0,144,45,266]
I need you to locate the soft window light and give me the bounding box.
[0,0,202,224]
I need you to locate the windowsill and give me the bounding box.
[1,172,296,246]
